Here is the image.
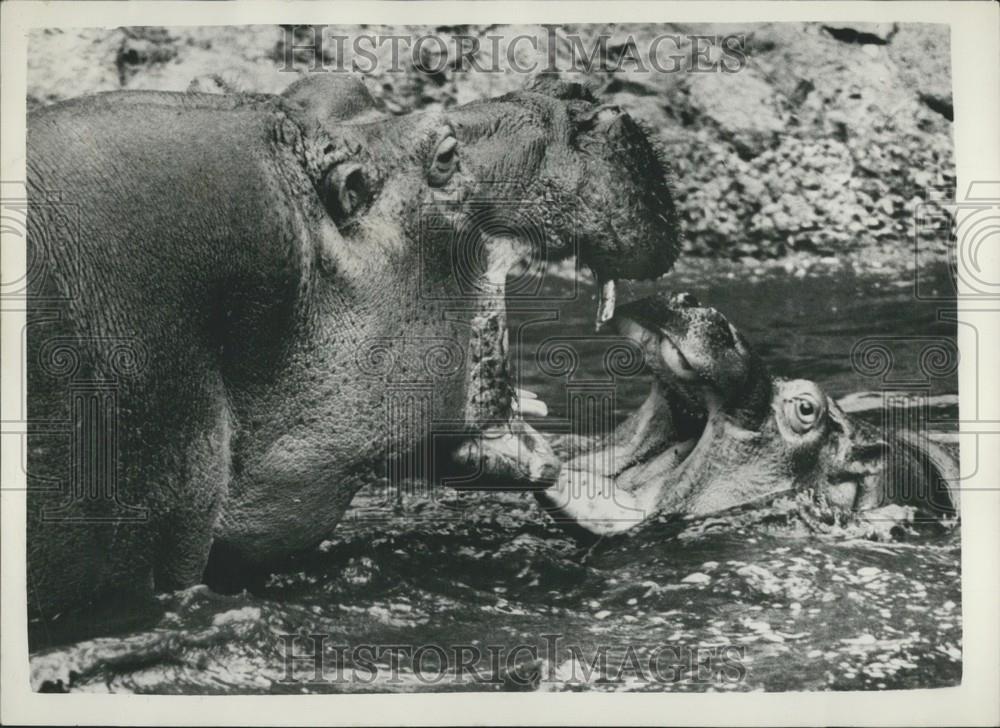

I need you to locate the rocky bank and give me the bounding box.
[27,22,956,261]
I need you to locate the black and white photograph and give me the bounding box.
[1,2,998,725]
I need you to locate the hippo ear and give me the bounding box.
[281,75,384,123]
[188,70,255,95]
[319,162,370,224]
[825,400,890,509]
[525,73,598,102]
[829,402,889,467]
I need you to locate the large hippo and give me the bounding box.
[538,292,960,536]
[26,75,679,623]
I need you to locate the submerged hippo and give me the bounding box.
[26,75,679,622]
[538,292,960,536]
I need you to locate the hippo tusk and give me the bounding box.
[514,389,548,418]
[596,278,617,332]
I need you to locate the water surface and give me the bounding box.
[30,262,961,694]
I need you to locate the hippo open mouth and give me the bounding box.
[536,290,961,538]
[536,292,775,535]
[444,250,643,491]
[435,78,681,490]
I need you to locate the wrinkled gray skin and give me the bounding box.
[26,75,679,621]
[538,292,960,536]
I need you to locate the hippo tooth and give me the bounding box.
[516,393,548,418]
[596,279,617,331]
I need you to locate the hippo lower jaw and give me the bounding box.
[445,236,628,490]
[441,236,568,490]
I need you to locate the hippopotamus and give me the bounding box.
[537,292,960,536]
[26,74,680,622]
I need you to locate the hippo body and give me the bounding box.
[27,76,679,623]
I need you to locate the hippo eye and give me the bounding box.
[428,133,459,187]
[785,393,822,434]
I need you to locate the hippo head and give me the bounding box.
[274,75,679,491]
[283,74,678,301]
[537,292,956,536]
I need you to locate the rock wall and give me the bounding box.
[27,23,955,260]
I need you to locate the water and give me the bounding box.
[29,262,961,694]
[510,259,958,425]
